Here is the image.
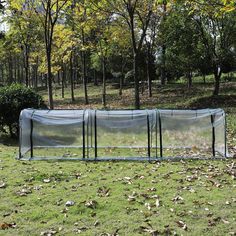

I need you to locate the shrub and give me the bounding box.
[0,84,47,138]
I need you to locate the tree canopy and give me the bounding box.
[0,0,235,108]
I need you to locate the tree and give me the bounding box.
[33,0,69,109]
[189,1,236,95]
[93,0,156,109]
[161,5,202,88]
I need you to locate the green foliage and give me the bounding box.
[0,84,46,137]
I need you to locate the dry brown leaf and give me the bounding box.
[75,173,82,179]
[0,222,16,230]
[222,219,230,224]
[147,187,156,192]
[208,220,216,227]
[145,202,151,211]
[123,177,133,184]
[43,179,51,183]
[73,226,88,233]
[40,229,57,236]
[128,195,136,202]
[155,199,160,208]
[65,200,75,207]
[85,200,98,209]
[97,186,110,197]
[127,191,137,201]
[172,195,184,203]
[176,220,188,231]
[139,223,159,236]
[94,220,100,227]
[0,182,6,188]
[16,188,32,196]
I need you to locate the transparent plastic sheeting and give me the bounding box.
[18,108,228,161]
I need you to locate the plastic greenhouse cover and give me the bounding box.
[18,108,228,161]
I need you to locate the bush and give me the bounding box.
[0,84,46,138]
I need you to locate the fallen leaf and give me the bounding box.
[147,187,156,192]
[40,229,57,236]
[75,173,82,179]
[222,219,230,224]
[0,182,6,188]
[145,202,151,211]
[94,220,100,227]
[155,199,160,208]
[128,195,136,202]
[73,226,88,233]
[16,188,32,196]
[208,220,216,227]
[60,208,68,213]
[65,201,75,207]
[139,223,159,236]
[176,220,188,231]
[172,195,184,203]
[0,222,16,230]
[85,200,98,209]
[97,186,110,197]
[123,177,133,184]
[127,191,137,202]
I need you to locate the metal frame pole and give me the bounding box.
[30,111,35,160]
[224,113,227,157]
[159,110,163,158]
[94,110,98,160]
[147,113,151,161]
[155,110,158,158]
[18,117,22,160]
[82,110,85,159]
[211,114,216,157]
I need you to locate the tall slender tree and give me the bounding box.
[33,0,69,109]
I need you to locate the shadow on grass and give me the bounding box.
[54,93,124,108]
[188,95,236,109]
[0,133,18,146]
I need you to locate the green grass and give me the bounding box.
[1,79,236,235]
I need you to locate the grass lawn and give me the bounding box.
[0,79,236,235]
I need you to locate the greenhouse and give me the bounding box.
[18,108,228,161]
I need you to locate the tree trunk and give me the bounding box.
[8,56,13,85]
[102,56,106,108]
[161,45,166,86]
[62,66,66,99]
[16,57,20,83]
[47,51,54,109]
[203,74,206,84]
[0,64,4,83]
[14,57,17,83]
[187,72,192,89]
[24,46,30,87]
[119,58,126,96]
[147,43,152,97]
[70,53,75,102]
[94,69,98,86]
[134,52,140,109]
[161,1,167,86]
[213,67,221,96]
[35,66,38,89]
[119,76,123,96]
[82,51,88,104]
